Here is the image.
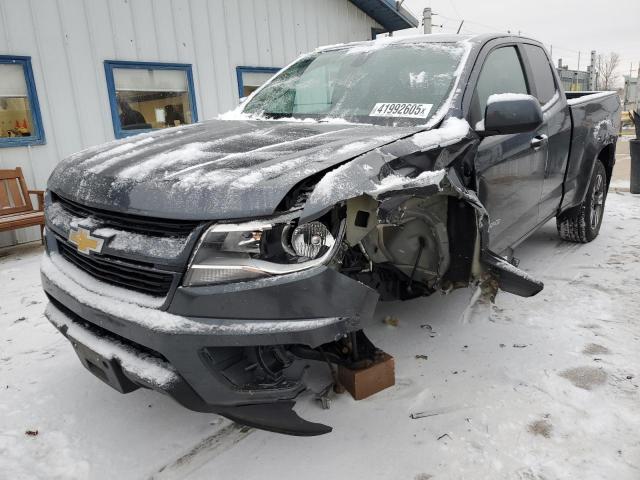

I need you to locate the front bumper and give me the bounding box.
[41,245,378,435]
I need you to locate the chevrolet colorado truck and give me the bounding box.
[41,34,621,435]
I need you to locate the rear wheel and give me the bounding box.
[556,160,607,243]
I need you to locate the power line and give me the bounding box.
[431,11,621,70]
[436,13,509,34]
[433,12,593,56]
[446,0,462,19]
[405,7,635,73]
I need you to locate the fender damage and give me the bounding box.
[299,118,543,303]
[235,118,545,434]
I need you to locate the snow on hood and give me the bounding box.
[49,115,472,221]
[48,119,419,220]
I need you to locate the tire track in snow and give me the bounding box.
[149,422,253,480]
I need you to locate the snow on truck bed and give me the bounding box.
[2,192,640,480]
[566,90,618,106]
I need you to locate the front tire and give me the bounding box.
[556,160,607,243]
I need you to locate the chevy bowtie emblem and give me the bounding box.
[68,227,105,255]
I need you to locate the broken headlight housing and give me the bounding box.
[184,217,344,286]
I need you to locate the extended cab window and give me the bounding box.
[523,44,557,104]
[470,46,529,127]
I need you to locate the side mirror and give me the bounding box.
[481,94,543,136]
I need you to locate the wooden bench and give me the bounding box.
[0,167,45,242]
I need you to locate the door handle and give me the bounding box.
[530,134,548,151]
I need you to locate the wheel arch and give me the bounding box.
[597,142,616,189]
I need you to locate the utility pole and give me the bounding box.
[636,63,640,111]
[577,52,581,71]
[589,50,597,90]
[630,63,634,109]
[423,8,432,34]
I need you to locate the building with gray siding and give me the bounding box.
[0,0,417,246]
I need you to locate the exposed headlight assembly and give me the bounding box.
[184,217,344,287]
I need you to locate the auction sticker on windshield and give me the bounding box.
[369,103,432,118]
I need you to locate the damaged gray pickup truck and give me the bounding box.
[41,34,621,435]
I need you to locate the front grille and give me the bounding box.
[52,192,200,236]
[58,239,175,297]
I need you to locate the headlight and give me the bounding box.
[184,217,344,287]
[291,222,335,258]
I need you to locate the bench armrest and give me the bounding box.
[28,190,45,211]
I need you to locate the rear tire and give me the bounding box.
[556,160,607,243]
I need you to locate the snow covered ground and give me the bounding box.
[610,139,632,191]
[1,192,639,480]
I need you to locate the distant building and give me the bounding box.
[556,51,598,92]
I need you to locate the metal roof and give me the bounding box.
[348,0,419,31]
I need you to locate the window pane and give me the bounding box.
[471,46,529,125]
[523,45,557,104]
[0,64,35,139]
[241,71,277,97]
[114,68,188,92]
[114,67,192,131]
[292,60,340,114]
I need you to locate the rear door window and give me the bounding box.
[470,46,529,126]
[523,45,557,104]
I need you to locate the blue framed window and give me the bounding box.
[0,56,45,148]
[104,61,198,138]
[236,66,281,98]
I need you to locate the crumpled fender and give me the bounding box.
[443,170,544,296]
[300,124,544,297]
[300,120,477,222]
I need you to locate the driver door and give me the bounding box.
[469,45,548,254]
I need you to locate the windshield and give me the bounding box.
[242,42,466,126]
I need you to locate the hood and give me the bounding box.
[49,119,422,220]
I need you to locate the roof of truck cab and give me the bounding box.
[316,33,542,53]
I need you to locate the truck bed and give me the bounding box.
[561,91,622,210]
[565,91,620,103]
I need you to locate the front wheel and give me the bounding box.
[556,160,607,243]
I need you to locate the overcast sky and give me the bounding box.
[398,0,640,86]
